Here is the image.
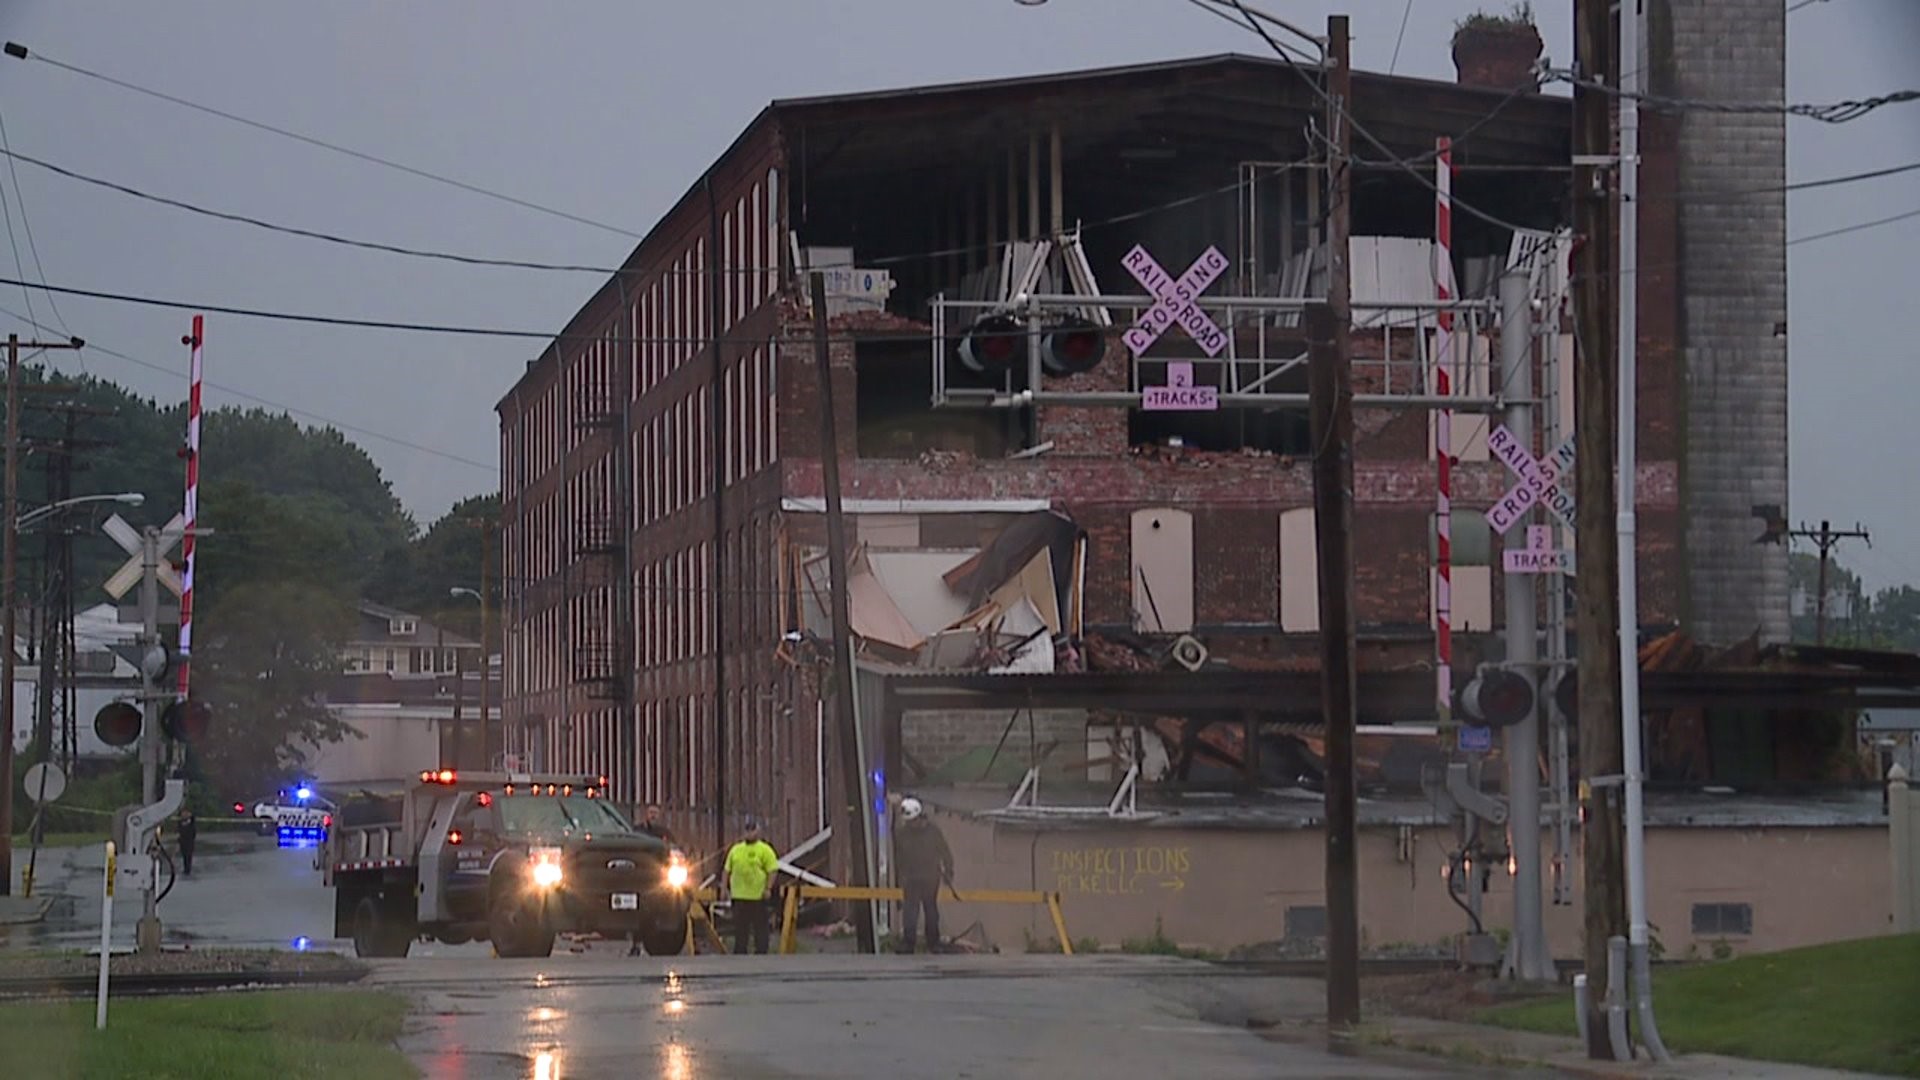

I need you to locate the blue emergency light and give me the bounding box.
[277,823,327,849]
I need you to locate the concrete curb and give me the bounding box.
[1364,1014,1890,1079]
[0,896,54,925]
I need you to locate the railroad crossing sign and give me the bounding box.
[101,513,185,600]
[1487,427,1576,533]
[1142,361,1219,412]
[1503,525,1576,575]
[1120,245,1230,357]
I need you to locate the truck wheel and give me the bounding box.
[352,896,413,958]
[489,894,554,958]
[641,927,687,957]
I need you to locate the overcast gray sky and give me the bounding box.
[0,1,1914,587]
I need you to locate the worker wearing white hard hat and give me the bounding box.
[892,795,953,954]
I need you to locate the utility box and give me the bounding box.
[1458,931,1502,969]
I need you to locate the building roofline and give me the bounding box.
[496,53,1569,413]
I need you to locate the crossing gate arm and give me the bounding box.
[776,885,1073,956]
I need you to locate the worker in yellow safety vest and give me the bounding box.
[724,819,779,954]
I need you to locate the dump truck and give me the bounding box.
[322,768,691,958]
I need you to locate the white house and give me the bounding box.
[7,603,142,761]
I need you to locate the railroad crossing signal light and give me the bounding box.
[161,698,213,742]
[1040,316,1106,376]
[93,701,142,747]
[957,313,1024,375]
[1459,668,1535,728]
[1551,670,1577,722]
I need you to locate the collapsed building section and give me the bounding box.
[495,52,1816,879]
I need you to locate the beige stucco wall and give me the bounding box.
[919,807,1892,959]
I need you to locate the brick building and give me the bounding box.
[496,41,1785,854]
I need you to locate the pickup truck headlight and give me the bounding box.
[665,855,690,889]
[530,846,564,888]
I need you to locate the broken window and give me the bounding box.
[854,340,1027,459]
[1130,508,1194,634]
[1432,510,1494,633]
[1278,508,1318,633]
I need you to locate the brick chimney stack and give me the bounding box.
[1451,14,1544,91]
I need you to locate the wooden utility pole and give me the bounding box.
[1790,520,1870,645]
[0,333,84,896]
[1313,13,1361,1030]
[1572,0,1628,1056]
[809,272,875,954]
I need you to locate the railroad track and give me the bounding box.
[0,967,369,999]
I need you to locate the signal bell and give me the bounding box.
[1459,668,1536,728]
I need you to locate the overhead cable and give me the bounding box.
[3,41,643,240]
[1542,67,1918,124]
[0,299,495,471]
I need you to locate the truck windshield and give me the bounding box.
[499,795,636,838]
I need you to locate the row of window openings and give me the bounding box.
[509,169,780,486]
[508,362,780,580]
[346,647,475,674]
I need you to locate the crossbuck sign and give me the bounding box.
[1120,245,1229,357]
[101,513,186,600]
[1486,427,1577,534]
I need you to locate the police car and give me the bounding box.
[238,783,336,849]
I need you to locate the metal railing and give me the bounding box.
[930,292,1506,413]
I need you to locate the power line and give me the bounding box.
[0,146,652,275]
[3,41,642,241]
[1542,67,1919,123]
[1787,206,1920,247]
[0,299,495,472]
[1219,0,1537,236]
[0,133,41,334]
[0,273,974,348]
[0,112,74,340]
[1387,0,1414,75]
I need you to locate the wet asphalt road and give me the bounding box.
[2,832,488,956]
[369,953,1484,1080]
[8,840,1491,1078]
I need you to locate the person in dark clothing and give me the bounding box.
[638,803,676,846]
[177,810,198,877]
[893,798,953,954]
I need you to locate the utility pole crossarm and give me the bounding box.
[1790,520,1872,645]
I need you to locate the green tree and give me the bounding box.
[392,494,501,648]
[1869,585,1920,651]
[187,580,358,796]
[2,364,429,793]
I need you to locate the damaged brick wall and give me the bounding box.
[902,709,1087,780]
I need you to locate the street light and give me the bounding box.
[448,586,490,769]
[15,492,144,531]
